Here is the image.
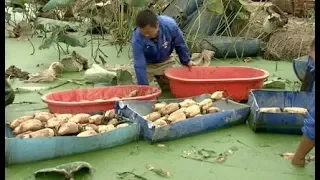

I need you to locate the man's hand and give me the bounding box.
[291,156,306,167]
[186,61,196,71]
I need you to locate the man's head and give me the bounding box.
[136,9,159,39]
[310,39,315,64]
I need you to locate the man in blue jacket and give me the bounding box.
[291,91,315,167]
[132,9,194,88]
[291,40,315,167]
[300,39,315,92]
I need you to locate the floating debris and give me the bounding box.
[117,171,147,180]
[280,152,295,160]
[5,65,29,80]
[26,62,64,83]
[34,161,93,180]
[216,155,226,163]
[215,146,238,164]
[147,164,171,178]
[157,144,166,148]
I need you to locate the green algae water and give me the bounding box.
[5,38,314,180]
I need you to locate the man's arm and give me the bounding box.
[132,39,148,85]
[172,26,190,65]
[292,103,315,167]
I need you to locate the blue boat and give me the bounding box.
[116,94,250,142]
[292,55,308,82]
[5,123,140,165]
[248,90,313,134]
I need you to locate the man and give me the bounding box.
[291,39,315,167]
[300,39,315,92]
[132,9,194,88]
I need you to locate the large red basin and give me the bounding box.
[42,85,161,114]
[165,66,269,102]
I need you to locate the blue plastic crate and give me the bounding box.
[5,115,140,165]
[248,90,313,134]
[116,94,250,142]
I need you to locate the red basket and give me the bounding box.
[165,66,269,102]
[41,85,161,114]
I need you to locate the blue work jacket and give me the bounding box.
[132,15,191,85]
[302,83,315,140]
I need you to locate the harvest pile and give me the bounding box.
[7,109,130,138]
[143,91,225,128]
[259,107,308,114]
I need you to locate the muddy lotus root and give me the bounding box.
[116,123,129,128]
[153,119,167,128]
[16,131,32,138]
[185,105,201,117]
[58,122,80,135]
[153,102,167,111]
[34,112,54,122]
[46,117,67,128]
[127,89,139,97]
[69,114,90,124]
[30,128,55,138]
[9,115,34,129]
[168,110,186,123]
[55,114,73,120]
[211,91,224,101]
[206,107,221,114]
[260,107,281,113]
[77,130,97,137]
[283,107,308,114]
[159,103,180,115]
[198,99,213,111]
[81,124,99,133]
[104,109,116,120]
[13,119,43,134]
[107,118,118,126]
[179,99,197,108]
[144,112,161,122]
[98,125,115,133]
[89,114,104,125]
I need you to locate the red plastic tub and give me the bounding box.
[41,85,161,114]
[165,66,269,102]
